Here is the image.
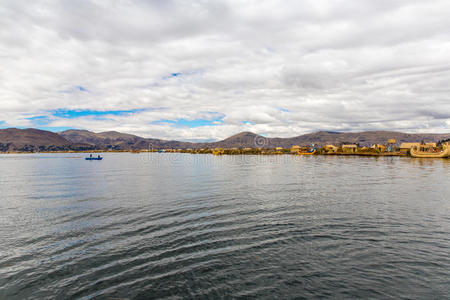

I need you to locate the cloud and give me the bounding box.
[1,0,450,140]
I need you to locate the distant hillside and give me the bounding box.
[59,129,450,150]
[1,128,450,152]
[59,129,196,150]
[195,131,450,149]
[60,130,149,150]
[263,131,450,148]
[0,128,94,152]
[59,130,266,150]
[211,132,266,148]
[60,130,140,145]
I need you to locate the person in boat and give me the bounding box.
[98,155,100,158]
[90,154,92,158]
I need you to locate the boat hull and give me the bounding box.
[410,145,450,158]
[297,149,316,155]
[85,157,103,160]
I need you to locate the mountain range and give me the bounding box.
[1,128,449,152]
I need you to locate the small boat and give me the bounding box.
[85,155,103,160]
[410,143,450,158]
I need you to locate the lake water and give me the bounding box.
[0,153,449,299]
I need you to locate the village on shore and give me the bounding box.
[26,138,447,158]
[140,139,447,157]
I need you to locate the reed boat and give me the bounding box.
[410,143,450,158]
[297,148,316,155]
[212,148,224,155]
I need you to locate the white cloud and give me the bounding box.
[1,0,450,140]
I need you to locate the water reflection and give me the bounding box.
[0,153,449,299]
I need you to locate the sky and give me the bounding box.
[1,0,450,141]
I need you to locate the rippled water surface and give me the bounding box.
[1,153,449,299]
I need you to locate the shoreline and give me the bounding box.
[0,150,410,157]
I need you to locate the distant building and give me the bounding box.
[417,144,437,151]
[342,144,358,153]
[399,143,420,153]
[290,145,300,153]
[386,139,397,152]
[371,144,386,152]
[323,145,338,153]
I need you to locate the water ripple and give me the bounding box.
[0,153,449,299]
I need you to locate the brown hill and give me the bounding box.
[0,128,94,152]
[205,132,265,148]
[59,129,196,150]
[59,130,264,150]
[60,130,146,150]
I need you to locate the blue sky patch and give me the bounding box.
[27,116,51,126]
[13,126,73,132]
[242,121,254,125]
[2,116,72,132]
[153,117,224,128]
[162,72,182,80]
[51,109,145,119]
[76,85,87,92]
[23,109,146,129]
[37,126,74,132]
[58,85,89,94]
[158,70,204,82]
